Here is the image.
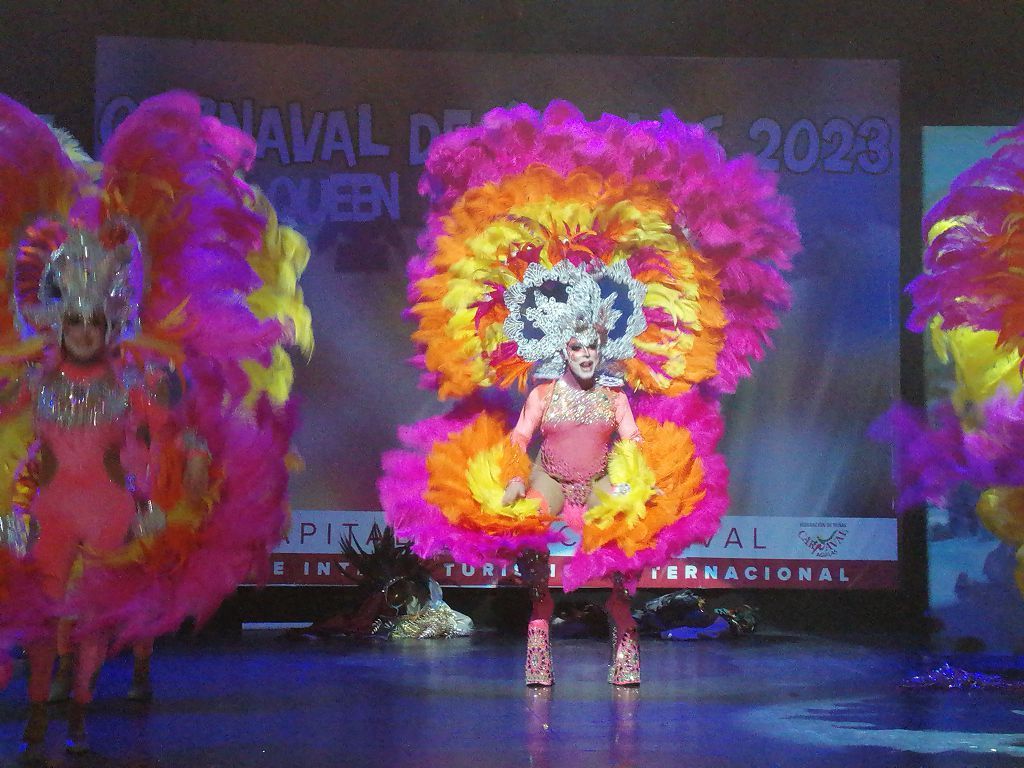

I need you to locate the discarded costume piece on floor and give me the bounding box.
[297,526,473,640]
[634,589,758,640]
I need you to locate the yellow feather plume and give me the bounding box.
[465,443,542,523]
[583,440,657,556]
[241,190,315,406]
[929,318,1023,417]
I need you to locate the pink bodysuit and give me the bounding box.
[24,360,137,704]
[30,362,137,595]
[511,374,640,513]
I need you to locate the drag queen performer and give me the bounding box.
[0,92,311,758]
[381,101,798,686]
[504,313,647,685]
[880,121,1024,599]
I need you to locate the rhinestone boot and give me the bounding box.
[609,627,641,686]
[525,619,554,686]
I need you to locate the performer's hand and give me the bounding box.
[501,479,527,506]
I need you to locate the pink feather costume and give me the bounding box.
[20,359,141,705]
[874,121,1024,597]
[875,122,1024,510]
[0,91,309,740]
[381,102,797,585]
[380,101,797,685]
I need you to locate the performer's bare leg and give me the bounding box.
[528,464,565,518]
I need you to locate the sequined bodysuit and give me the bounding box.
[511,374,640,511]
[29,361,136,600]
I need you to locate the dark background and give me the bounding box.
[3,0,1022,636]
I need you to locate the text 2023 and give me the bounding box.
[749,117,892,174]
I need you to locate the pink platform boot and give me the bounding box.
[607,573,640,686]
[525,619,554,686]
[609,626,641,686]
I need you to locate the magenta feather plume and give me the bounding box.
[879,118,1024,525]
[909,120,1024,338]
[380,393,562,567]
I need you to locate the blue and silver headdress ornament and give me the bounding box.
[503,260,647,385]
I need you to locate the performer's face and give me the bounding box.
[565,338,599,382]
[62,311,106,363]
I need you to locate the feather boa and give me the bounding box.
[380,393,562,566]
[382,390,727,591]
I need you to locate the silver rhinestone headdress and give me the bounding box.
[15,224,143,342]
[502,260,647,382]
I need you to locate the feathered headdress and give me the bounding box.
[502,259,646,383]
[407,101,797,399]
[13,221,143,343]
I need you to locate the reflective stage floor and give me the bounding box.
[1,630,1022,767]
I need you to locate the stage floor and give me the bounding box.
[1,630,1022,767]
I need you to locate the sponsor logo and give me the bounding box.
[798,527,848,559]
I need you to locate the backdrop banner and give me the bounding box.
[272,510,896,589]
[96,37,901,589]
